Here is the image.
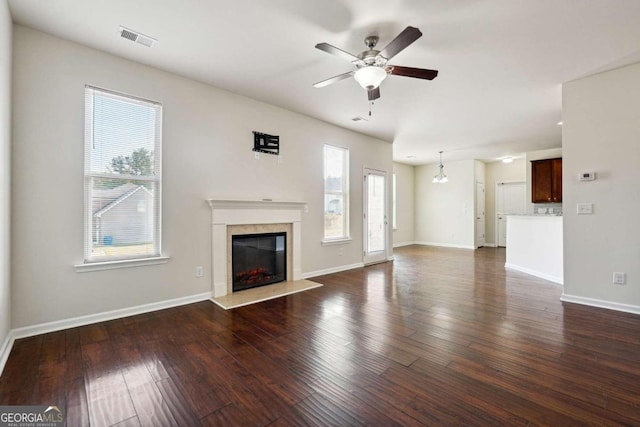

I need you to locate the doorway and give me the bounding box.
[363,168,387,265]
[496,181,526,247]
[476,182,485,247]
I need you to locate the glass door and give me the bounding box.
[363,169,387,265]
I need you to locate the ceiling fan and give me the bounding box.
[313,26,438,102]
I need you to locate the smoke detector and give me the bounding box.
[119,26,157,47]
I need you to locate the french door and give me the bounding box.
[363,168,387,265]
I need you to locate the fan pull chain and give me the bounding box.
[369,101,373,116]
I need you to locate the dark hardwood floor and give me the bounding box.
[2,245,640,426]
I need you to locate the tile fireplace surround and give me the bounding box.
[206,199,307,298]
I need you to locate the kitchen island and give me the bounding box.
[505,215,563,284]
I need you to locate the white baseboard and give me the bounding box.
[387,255,395,261]
[1,291,212,376]
[483,243,498,248]
[10,292,213,342]
[0,330,14,378]
[560,294,640,315]
[392,241,416,248]
[414,241,476,250]
[302,262,364,279]
[504,262,563,285]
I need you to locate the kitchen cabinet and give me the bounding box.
[531,158,562,203]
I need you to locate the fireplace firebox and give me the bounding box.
[232,232,287,292]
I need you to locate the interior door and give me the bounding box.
[476,182,485,247]
[496,181,526,247]
[498,216,507,247]
[363,169,387,265]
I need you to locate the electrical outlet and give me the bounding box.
[195,266,204,278]
[613,272,626,285]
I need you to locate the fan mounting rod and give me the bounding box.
[364,36,379,49]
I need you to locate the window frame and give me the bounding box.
[323,144,350,242]
[83,85,163,264]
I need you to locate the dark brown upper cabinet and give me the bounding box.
[531,158,562,203]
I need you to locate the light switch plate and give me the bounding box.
[577,203,593,215]
[613,272,626,285]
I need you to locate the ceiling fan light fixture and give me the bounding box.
[354,66,387,90]
[433,151,448,183]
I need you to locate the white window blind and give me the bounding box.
[84,86,162,262]
[323,144,349,240]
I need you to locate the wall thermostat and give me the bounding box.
[579,172,596,181]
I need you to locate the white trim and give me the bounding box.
[0,330,14,377]
[387,255,395,261]
[321,238,353,246]
[393,241,416,248]
[561,294,640,315]
[483,243,498,248]
[75,256,170,272]
[302,262,364,279]
[505,262,563,285]
[10,292,212,341]
[206,198,307,211]
[414,241,476,250]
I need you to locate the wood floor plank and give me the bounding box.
[82,341,137,427]
[2,246,640,426]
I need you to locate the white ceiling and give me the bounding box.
[8,0,640,164]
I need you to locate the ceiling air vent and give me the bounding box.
[119,26,157,47]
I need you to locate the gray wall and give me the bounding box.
[11,26,393,328]
[392,162,415,247]
[562,62,640,313]
[484,158,526,246]
[414,159,476,249]
[0,0,11,358]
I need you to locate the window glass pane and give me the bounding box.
[91,94,158,176]
[324,194,344,239]
[367,174,385,252]
[85,87,161,262]
[323,144,349,240]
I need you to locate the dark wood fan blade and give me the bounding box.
[378,26,422,60]
[367,87,380,101]
[387,65,438,80]
[313,71,355,88]
[315,43,362,64]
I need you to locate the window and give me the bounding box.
[392,173,397,229]
[323,144,349,241]
[84,86,162,263]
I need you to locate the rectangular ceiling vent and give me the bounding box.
[119,26,157,47]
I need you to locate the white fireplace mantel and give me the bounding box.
[207,198,307,298]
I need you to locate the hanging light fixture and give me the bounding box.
[432,151,448,183]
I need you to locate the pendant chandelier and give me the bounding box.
[432,151,448,183]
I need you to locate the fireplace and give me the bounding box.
[232,232,287,292]
[207,198,306,298]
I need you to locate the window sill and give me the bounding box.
[321,238,352,246]
[75,256,170,273]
